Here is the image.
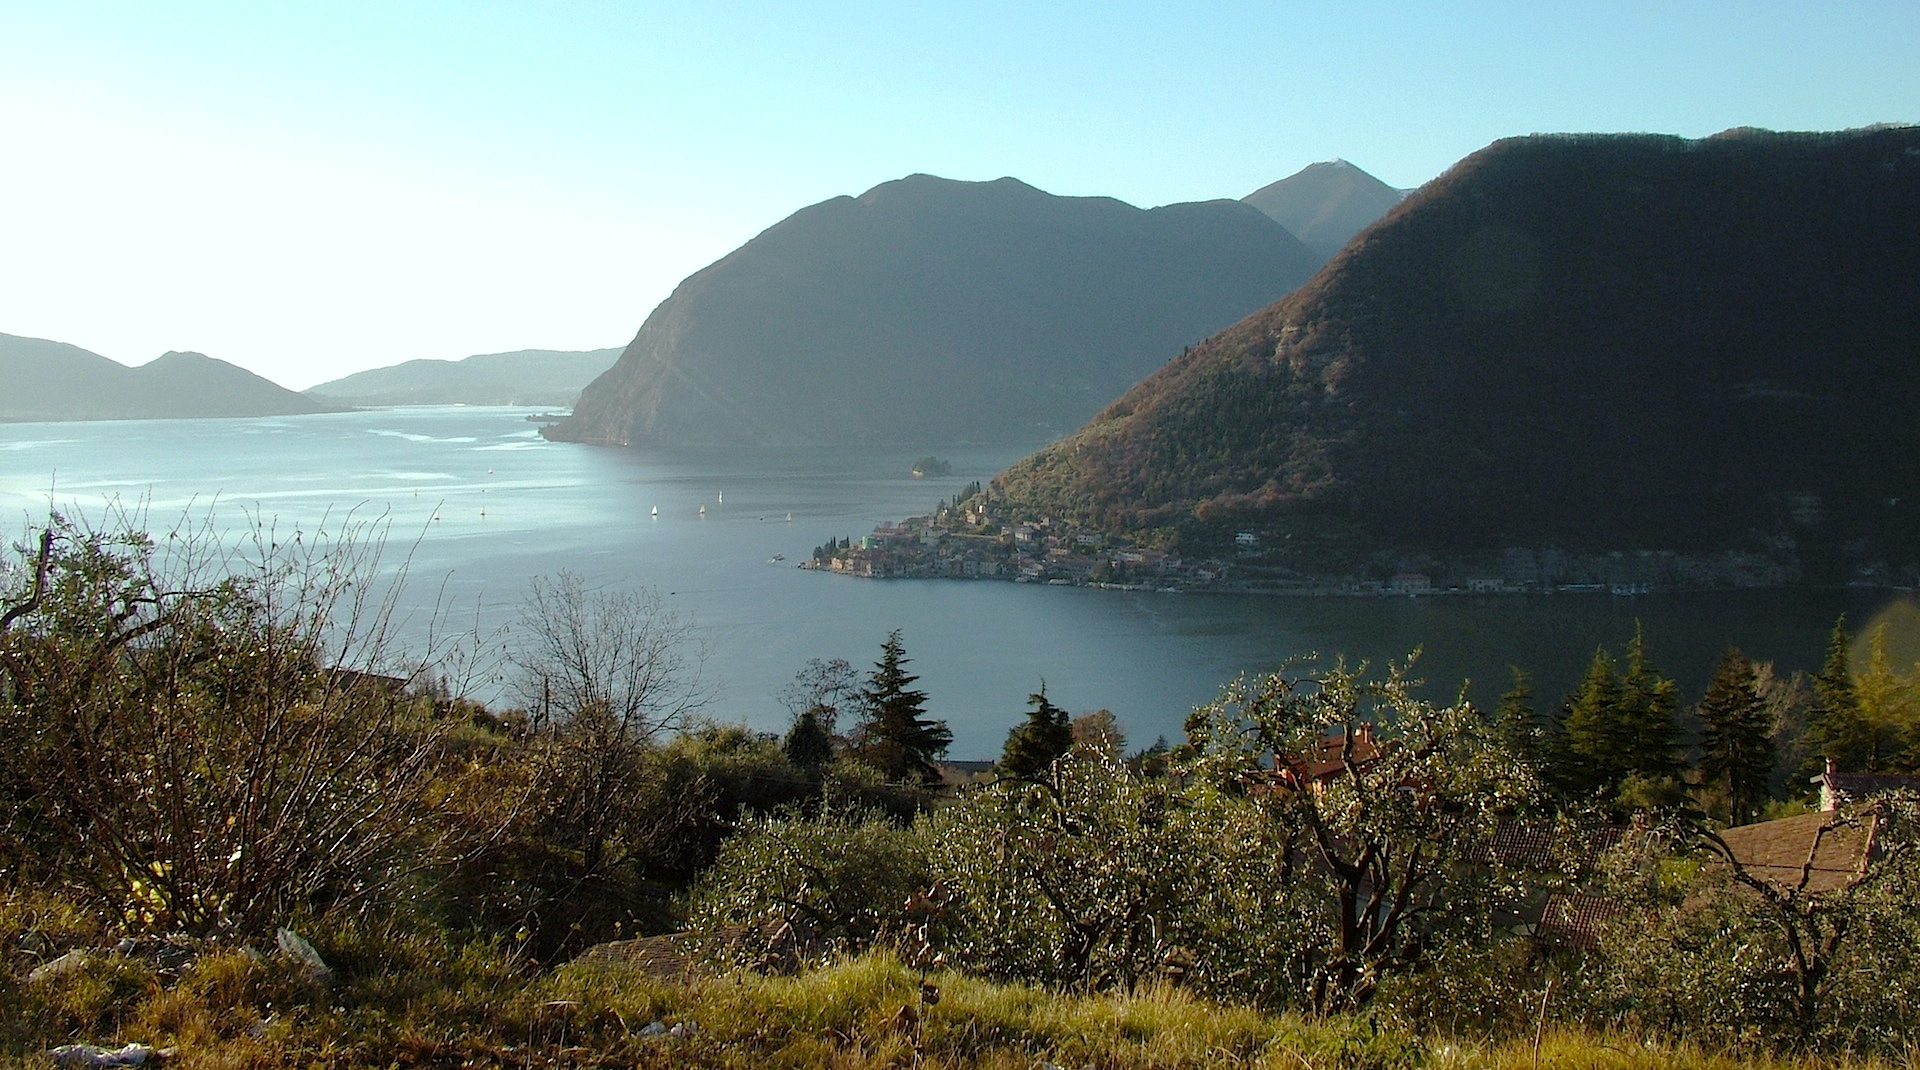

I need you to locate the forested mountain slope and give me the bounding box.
[546,174,1324,449]
[306,348,621,407]
[991,127,1920,579]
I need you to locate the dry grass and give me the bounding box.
[5,939,1917,1069]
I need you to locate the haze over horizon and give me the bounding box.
[3,1,1912,390]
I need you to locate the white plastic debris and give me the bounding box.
[28,949,88,983]
[46,1043,167,1067]
[274,927,333,984]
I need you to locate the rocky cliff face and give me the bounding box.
[546,174,1324,449]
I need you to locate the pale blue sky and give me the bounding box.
[3,1,1913,388]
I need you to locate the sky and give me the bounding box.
[2,2,1914,390]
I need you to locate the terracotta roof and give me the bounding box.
[1461,817,1631,872]
[1273,726,1384,786]
[1712,810,1878,896]
[1535,892,1628,950]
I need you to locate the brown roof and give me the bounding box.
[1535,892,1628,951]
[1712,810,1878,896]
[1462,817,1632,873]
[1273,726,1384,786]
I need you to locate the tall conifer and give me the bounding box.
[1000,684,1074,779]
[1696,647,1774,824]
[854,630,952,786]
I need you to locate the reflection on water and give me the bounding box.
[1,407,1905,756]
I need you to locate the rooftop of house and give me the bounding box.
[1712,809,1879,896]
[1271,724,1384,787]
[1535,891,1629,951]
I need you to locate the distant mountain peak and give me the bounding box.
[548,174,1324,449]
[0,335,335,422]
[992,126,1920,582]
[1242,160,1407,258]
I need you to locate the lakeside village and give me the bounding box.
[801,482,1827,596]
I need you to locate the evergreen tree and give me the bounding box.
[853,630,952,786]
[1551,629,1684,809]
[1619,625,1683,783]
[1801,616,1876,775]
[783,706,836,772]
[1553,647,1626,799]
[1493,666,1543,772]
[1000,683,1074,779]
[1696,647,1774,825]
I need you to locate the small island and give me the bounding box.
[911,456,952,478]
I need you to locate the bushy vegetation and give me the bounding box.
[7,512,1920,1066]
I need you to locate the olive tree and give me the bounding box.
[0,510,472,937]
[1179,657,1536,1014]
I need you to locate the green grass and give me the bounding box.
[6,939,1917,1069]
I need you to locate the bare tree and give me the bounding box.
[499,572,714,902]
[508,570,710,740]
[0,507,481,937]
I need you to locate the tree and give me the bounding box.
[1000,683,1074,779]
[1071,709,1127,757]
[1550,628,1684,810]
[0,510,471,937]
[1694,795,1920,1041]
[1802,618,1917,775]
[1619,625,1684,785]
[502,572,714,918]
[1179,657,1536,1014]
[1493,666,1544,774]
[1695,647,1774,825]
[779,656,861,735]
[851,630,951,786]
[509,570,710,741]
[780,657,859,772]
[1552,646,1626,799]
[930,749,1203,993]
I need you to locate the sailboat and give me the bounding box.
[651,505,659,517]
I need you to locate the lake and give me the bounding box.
[1,406,1907,757]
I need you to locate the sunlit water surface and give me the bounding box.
[1,407,1904,756]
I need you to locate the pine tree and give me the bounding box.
[1493,666,1543,771]
[1801,616,1874,775]
[1554,647,1626,799]
[1696,647,1774,825]
[1000,683,1074,779]
[1619,625,1683,784]
[1552,628,1684,810]
[853,630,952,786]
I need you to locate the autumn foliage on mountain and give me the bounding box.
[992,128,1920,575]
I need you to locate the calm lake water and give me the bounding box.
[1,406,1907,757]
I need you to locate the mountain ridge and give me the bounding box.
[988,127,1920,582]
[306,348,622,407]
[1242,160,1408,258]
[546,174,1327,449]
[0,334,337,422]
